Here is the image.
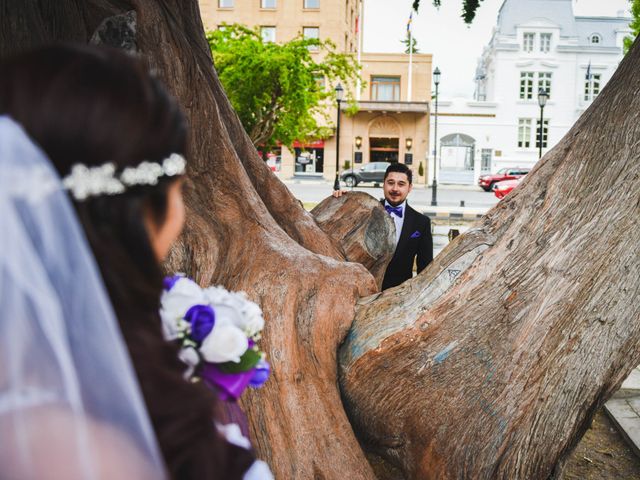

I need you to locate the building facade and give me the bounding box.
[340,52,431,184]
[432,0,631,185]
[199,0,433,183]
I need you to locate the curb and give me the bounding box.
[423,210,484,222]
[605,397,640,458]
[604,367,640,459]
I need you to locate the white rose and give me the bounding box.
[203,286,265,336]
[239,301,265,337]
[199,324,248,363]
[203,285,233,305]
[160,277,206,323]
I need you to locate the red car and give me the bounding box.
[493,178,522,199]
[479,167,530,192]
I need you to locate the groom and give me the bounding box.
[333,163,433,290]
[379,163,432,290]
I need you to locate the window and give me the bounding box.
[590,34,601,44]
[260,26,276,43]
[304,0,320,8]
[371,76,401,101]
[218,0,233,7]
[584,73,601,101]
[314,75,326,90]
[540,33,551,53]
[519,72,534,100]
[480,149,492,173]
[535,119,549,149]
[303,27,320,50]
[518,119,532,148]
[537,72,552,99]
[523,33,535,52]
[520,72,551,100]
[261,0,276,7]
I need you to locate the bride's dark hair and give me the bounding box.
[0,45,254,479]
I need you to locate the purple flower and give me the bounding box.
[249,359,270,388]
[163,275,183,292]
[185,304,215,343]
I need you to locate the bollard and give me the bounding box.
[460,200,465,207]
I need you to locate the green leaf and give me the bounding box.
[207,23,361,149]
[217,348,262,373]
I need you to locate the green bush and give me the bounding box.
[343,160,351,170]
[418,161,424,176]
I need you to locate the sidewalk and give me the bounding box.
[606,367,640,457]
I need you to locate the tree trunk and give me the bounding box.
[2,2,639,479]
[312,192,396,288]
[339,37,640,478]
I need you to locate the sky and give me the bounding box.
[362,0,632,98]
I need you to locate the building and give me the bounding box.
[199,0,433,183]
[340,52,431,184]
[432,0,631,185]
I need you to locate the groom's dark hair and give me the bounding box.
[384,162,413,184]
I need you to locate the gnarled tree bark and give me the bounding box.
[1,1,638,479]
[339,38,640,478]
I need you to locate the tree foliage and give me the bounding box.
[402,34,420,54]
[414,0,484,24]
[206,24,360,150]
[624,0,640,54]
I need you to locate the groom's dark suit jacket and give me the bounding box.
[381,200,433,290]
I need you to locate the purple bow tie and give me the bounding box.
[385,204,403,218]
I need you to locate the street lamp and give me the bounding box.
[537,87,548,160]
[431,67,441,206]
[333,83,344,191]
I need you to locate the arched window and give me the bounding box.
[590,34,601,44]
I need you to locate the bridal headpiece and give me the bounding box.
[62,153,186,200]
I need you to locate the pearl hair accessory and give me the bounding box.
[62,153,186,201]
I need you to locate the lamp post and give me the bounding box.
[431,67,441,206]
[537,87,548,160]
[333,83,344,191]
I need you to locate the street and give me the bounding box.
[282,178,499,211]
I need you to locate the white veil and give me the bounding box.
[0,116,166,479]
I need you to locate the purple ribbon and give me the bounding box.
[201,363,255,401]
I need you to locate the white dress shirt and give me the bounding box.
[384,200,406,247]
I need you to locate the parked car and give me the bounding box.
[479,167,530,192]
[493,177,523,199]
[340,161,390,187]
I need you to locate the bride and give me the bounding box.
[0,45,271,479]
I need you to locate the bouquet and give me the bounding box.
[160,274,270,401]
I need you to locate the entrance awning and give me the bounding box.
[292,140,325,148]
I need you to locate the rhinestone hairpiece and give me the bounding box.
[62,153,186,201]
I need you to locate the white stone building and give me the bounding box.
[430,0,631,185]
